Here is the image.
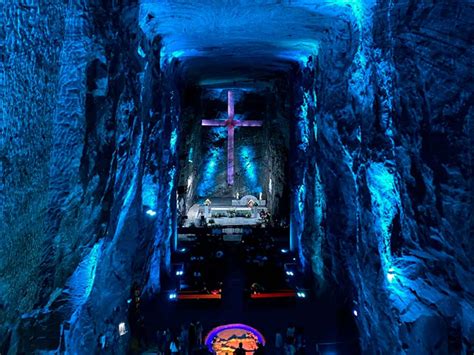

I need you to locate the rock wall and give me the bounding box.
[0,0,67,347]
[307,0,473,353]
[1,0,472,353]
[1,2,179,352]
[176,87,290,217]
[261,83,291,219]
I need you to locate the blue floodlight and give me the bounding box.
[387,267,395,283]
[146,209,157,217]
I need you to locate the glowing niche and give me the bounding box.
[205,323,266,354]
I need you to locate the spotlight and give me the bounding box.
[353,310,358,317]
[179,247,187,253]
[286,271,294,276]
[146,209,157,217]
[297,291,306,298]
[175,270,184,276]
[387,267,395,283]
[281,248,288,254]
[169,292,177,300]
[118,322,127,336]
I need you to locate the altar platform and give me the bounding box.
[183,196,268,227]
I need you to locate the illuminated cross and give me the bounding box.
[202,90,263,186]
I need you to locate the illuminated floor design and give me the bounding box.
[205,323,265,354]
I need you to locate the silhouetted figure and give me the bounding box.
[284,343,296,355]
[163,328,171,354]
[286,324,296,344]
[275,331,283,354]
[195,321,203,346]
[254,342,265,354]
[169,335,180,354]
[234,342,246,355]
[189,321,196,350]
[295,326,306,354]
[156,329,165,354]
[180,324,189,355]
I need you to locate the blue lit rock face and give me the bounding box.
[177,87,290,218]
[307,0,473,353]
[1,0,472,353]
[196,92,267,198]
[1,2,179,352]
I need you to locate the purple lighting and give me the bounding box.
[204,323,266,353]
[202,90,263,185]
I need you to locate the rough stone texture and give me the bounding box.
[0,0,472,353]
[176,87,290,218]
[1,1,178,353]
[308,0,473,353]
[0,0,67,346]
[261,84,292,218]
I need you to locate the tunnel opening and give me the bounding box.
[137,33,362,351]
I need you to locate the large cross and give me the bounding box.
[202,90,263,186]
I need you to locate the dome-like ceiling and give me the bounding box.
[139,0,359,84]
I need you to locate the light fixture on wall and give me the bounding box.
[188,147,194,163]
[118,322,127,336]
[386,267,396,283]
[146,209,157,217]
[187,176,193,190]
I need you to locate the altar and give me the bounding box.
[184,196,268,227]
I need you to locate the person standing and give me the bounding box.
[180,324,190,355]
[155,329,164,354]
[275,331,283,354]
[188,321,196,351]
[285,343,296,355]
[169,335,180,354]
[195,321,203,346]
[295,326,305,354]
[254,342,265,354]
[286,324,296,345]
[164,328,171,354]
[234,342,245,355]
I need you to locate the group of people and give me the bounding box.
[274,324,307,355]
[153,323,305,354]
[233,341,265,354]
[156,321,208,354]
